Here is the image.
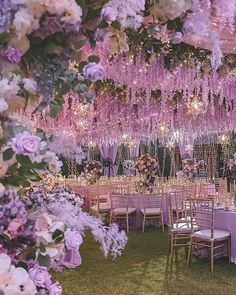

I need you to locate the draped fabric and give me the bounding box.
[99,143,119,164]
[129,144,140,159]
[179,139,194,159]
[99,143,119,177]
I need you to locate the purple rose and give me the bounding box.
[94,28,108,42]
[101,4,118,23]
[49,282,62,295]
[172,32,183,44]
[0,46,22,63]
[83,62,104,81]
[11,131,41,155]
[64,229,83,250]
[29,265,52,288]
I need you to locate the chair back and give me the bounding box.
[142,194,163,211]
[189,197,214,238]
[112,184,130,195]
[110,193,128,212]
[168,190,188,226]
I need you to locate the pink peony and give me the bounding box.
[11,131,41,155]
[7,218,25,238]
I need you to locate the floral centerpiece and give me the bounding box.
[135,154,158,180]
[182,158,198,181]
[82,160,103,185]
[228,153,236,179]
[123,160,136,177]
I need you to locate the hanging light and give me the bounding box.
[185,144,194,152]
[156,122,169,136]
[218,133,230,145]
[187,96,205,115]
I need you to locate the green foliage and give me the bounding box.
[37,253,50,267]
[3,148,14,161]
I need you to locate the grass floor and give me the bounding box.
[53,228,236,295]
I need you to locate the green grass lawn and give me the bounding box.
[53,228,236,295]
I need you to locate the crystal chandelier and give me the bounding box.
[187,96,205,116]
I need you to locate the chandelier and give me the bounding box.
[187,96,205,116]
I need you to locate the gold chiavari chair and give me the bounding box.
[109,193,136,233]
[168,192,198,253]
[141,194,164,232]
[187,197,231,273]
[90,185,111,217]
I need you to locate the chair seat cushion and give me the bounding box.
[171,222,192,232]
[92,203,111,211]
[192,229,230,241]
[141,208,161,215]
[113,208,136,214]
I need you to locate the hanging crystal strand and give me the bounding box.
[162,147,167,177]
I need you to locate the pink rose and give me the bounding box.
[11,131,41,155]
[7,218,25,238]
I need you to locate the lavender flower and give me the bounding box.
[0,190,27,234]
[0,0,20,33]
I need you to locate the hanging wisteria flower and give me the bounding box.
[11,131,41,155]
[22,78,37,94]
[29,265,52,289]
[0,98,9,113]
[83,62,105,81]
[64,229,83,250]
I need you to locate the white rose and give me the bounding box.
[0,98,9,113]
[22,78,37,94]
[0,79,12,96]
[13,8,39,37]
